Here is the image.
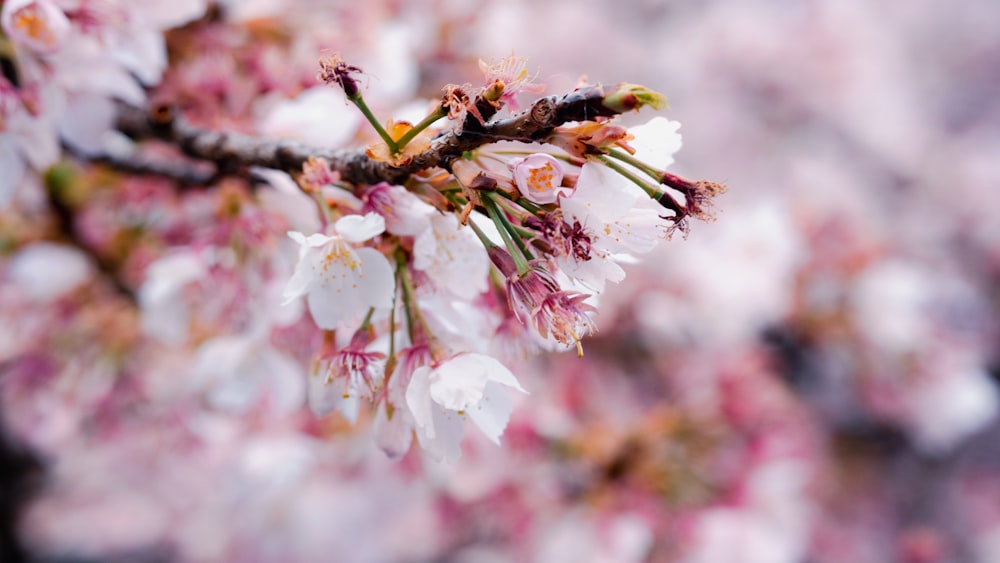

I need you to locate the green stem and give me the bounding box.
[359,307,376,330]
[484,195,531,275]
[487,193,535,261]
[468,218,499,251]
[490,195,543,239]
[492,192,538,222]
[604,148,664,183]
[394,254,414,345]
[509,196,544,217]
[442,191,468,209]
[396,253,435,346]
[597,155,661,200]
[388,275,398,359]
[394,105,448,152]
[349,93,397,153]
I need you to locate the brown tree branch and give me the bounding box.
[64,142,217,187]
[113,85,622,186]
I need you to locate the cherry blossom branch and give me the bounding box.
[113,85,629,186]
[63,142,217,187]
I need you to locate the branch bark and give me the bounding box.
[114,85,621,186]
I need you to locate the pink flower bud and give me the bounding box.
[510,153,569,205]
[2,0,71,55]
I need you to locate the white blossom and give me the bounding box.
[283,213,395,329]
[191,334,306,415]
[555,162,665,293]
[405,353,527,462]
[627,116,683,170]
[413,212,489,301]
[0,97,60,206]
[6,242,92,302]
[138,250,209,345]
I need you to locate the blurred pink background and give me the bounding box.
[2,0,999,561]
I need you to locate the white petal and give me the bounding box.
[139,251,206,305]
[192,336,253,383]
[557,254,626,294]
[140,0,207,29]
[422,404,466,463]
[374,403,414,459]
[429,368,488,412]
[598,200,664,256]
[259,86,361,148]
[254,170,322,233]
[429,353,525,413]
[8,242,93,301]
[281,240,326,305]
[337,394,360,423]
[405,366,436,438]
[565,162,641,222]
[10,110,60,170]
[50,44,146,105]
[335,213,386,243]
[413,213,489,300]
[466,380,514,445]
[59,92,116,156]
[0,138,26,206]
[629,117,683,170]
[306,284,359,329]
[288,231,336,248]
[113,23,168,85]
[472,353,527,393]
[365,184,435,237]
[353,246,395,304]
[304,246,393,328]
[308,373,347,418]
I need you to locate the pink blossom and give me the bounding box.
[363,183,435,237]
[510,153,570,205]
[1,0,70,54]
[505,264,597,353]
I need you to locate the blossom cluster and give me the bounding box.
[267,56,723,462]
[2,1,723,465]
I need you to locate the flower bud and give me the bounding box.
[2,0,71,55]
[602,83,667,113]
[510,153,570,205]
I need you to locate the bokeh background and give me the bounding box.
[2,0,999,561]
